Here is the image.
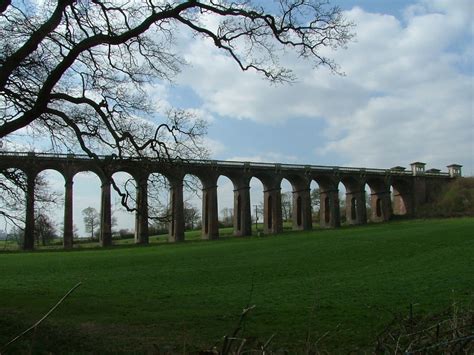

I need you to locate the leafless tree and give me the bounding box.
[220,207,233,227]
[184,202,200,230]
[1,0,352,156]
[311,187,320,219]
[281,191,292,221]
[35,212,58,246]
[0,168,60,229]
[82,206,100,239]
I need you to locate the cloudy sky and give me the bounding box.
[164,0,473,174]
[7,0,473,235]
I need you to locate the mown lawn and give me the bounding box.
[0,218,473,353]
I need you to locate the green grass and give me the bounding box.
[0,218,473,353]
[0,222,294,250]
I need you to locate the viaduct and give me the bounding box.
[0,152,462,250]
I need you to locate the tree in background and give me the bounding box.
[0,169,60,238]
[281,191,293,222]
[311,188,321,221]
[220,207,233,227]
[184,203,200,230]
[34,212,57,246]
[82,207,100,239]
[339,190,346,224]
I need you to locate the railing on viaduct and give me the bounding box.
[0,152,462,250]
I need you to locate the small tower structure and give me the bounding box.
[447,164,462,177]
[410,162,426,176]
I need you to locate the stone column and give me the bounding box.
[100,178,112,247]
[63,174,74,249]
[233,183,252,237]
[370,190,392,222]
[345,190,367,225]
[134,175,149,245]
[201,178,219,240]
[292,187,312,231]
[263,185,283,234]
[23,173,36,250]
[319,189,340,228]
[169,178,185,242]
[412,177,427,214]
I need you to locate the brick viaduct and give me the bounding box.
[0,152,462,250]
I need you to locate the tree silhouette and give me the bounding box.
[0,0,352,158]
[82,207,100,239]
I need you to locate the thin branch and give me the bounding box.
[0,282,82,353]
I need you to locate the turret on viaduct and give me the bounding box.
[0,152,462,250]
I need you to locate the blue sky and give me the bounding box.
[4,0,473,235]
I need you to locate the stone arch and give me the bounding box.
[283,174,312,231]
[147,172,171,241]
[391,178,413,217]
[0,168,29,233]
[111,170,142,244]
[309,180,321,227]
[225,172,254,237]
[312,175,341,228]
[253,173,283,235]
[160,170,186,243]
[340,176,367,226]
[280,178,293,228]
[72,170,102,243]
[366,177,392,222]
[216,175,234,234]
[180,173,205,240]
[186,172,217,240]
[249,176,264,235]
[35,169,66,247]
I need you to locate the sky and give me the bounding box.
[3,0,474,236]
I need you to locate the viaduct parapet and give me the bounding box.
[0,152,462,250]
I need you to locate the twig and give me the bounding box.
[0,282,82,354]
[261,333,275,352]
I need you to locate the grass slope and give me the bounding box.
[0,218,473,353]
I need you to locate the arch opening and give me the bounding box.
[111,171,137,244]
[34,169,65,248]
[147,173,171,243]
[217,175,233,236]
[309,180,320,228]
[73,171,101,243]
[280,178,292,230]
[250,177,264,235]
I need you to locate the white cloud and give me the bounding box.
[202,137,226,156]
[174,0,473,173]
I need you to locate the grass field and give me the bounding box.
[0,218,473,353]
[0,222,295,251]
